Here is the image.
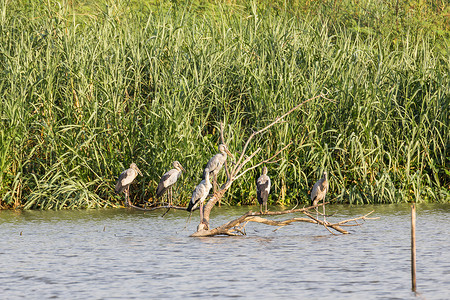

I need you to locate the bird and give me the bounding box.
[115,163,143,207]
[187,168,212,224]
[256,166,271,213]
[204,144,234,193]
[311,171,329,223]
[156,161,185,206]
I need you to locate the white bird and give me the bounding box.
[115,163,143,206]
[204,144,233,193]
[311,171,329,222]
[187,168,212,223]
[256,166,271,213]
[156,161,185,206]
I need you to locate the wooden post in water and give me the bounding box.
[411,203,417,292]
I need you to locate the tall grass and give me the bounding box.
[0,0,448,209]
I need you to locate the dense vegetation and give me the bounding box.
[0,0,449,209]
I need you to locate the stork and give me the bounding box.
[311,171,329,222]
[187,168,212,224]
[115,163,143,206]
[156,161,185,206]
[204,144,233,193]
[256,166,271,213]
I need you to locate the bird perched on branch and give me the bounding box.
[204,144,234,193]
[187,168,212,224]
[156,161,185,206]
[115,163,143,207]
[256,166,271,213]
[311,171,329,222]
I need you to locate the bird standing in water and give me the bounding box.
[256,166,271,213]
[311,171,329,222]
[115,163,143,206]
[156,161,186,206]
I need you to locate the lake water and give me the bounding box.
[1,204,449,299]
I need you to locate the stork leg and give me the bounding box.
[213,173,217,193]
[260,204,262,214]
[323,197,326,223]
[199,202,204,223]
[125,186,132,207]
[265,201,268,213]
[314,200,318,225]
[213,173,221,207]
[169,186,172,206]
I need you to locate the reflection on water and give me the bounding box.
[1,204,449,299]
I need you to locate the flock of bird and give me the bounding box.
[115,144,329,223]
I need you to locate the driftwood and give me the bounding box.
[191,202,378,237]
[129,203,188,211]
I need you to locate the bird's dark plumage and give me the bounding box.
[256,166,270,212]
[311,171,328,206]
[156,173,172,197]
[186,198,196,212]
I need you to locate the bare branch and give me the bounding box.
[231,94,328,176]
[232,148,261,178]
[334,211,379,224]
[234,142,292,181]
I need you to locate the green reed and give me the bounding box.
[0,0,448,209]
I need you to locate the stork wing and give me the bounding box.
[188,180,210,211]
[310,178,325,204]
[156,169,179,197]
[206,153,225,172]
[115,169,136,193]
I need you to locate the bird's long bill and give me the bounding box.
[225,148,234,160]
[136,167,143,176]
[180,165,186,172]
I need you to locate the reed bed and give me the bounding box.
[0,0,448,209]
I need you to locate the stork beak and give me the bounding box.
[136,167,143,176]
[180,165,186,172]
[225,148,234,160]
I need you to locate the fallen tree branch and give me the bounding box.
[129,204,189,211]
[191,203,377,237]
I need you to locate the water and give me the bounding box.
[1,204,449,299]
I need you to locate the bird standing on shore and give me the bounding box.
[115,163,143,207]
[256,166,271,213]
[311,171,329,222]
[187,168,212,223]
[156,161,185,206]
[204,144,233,193]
